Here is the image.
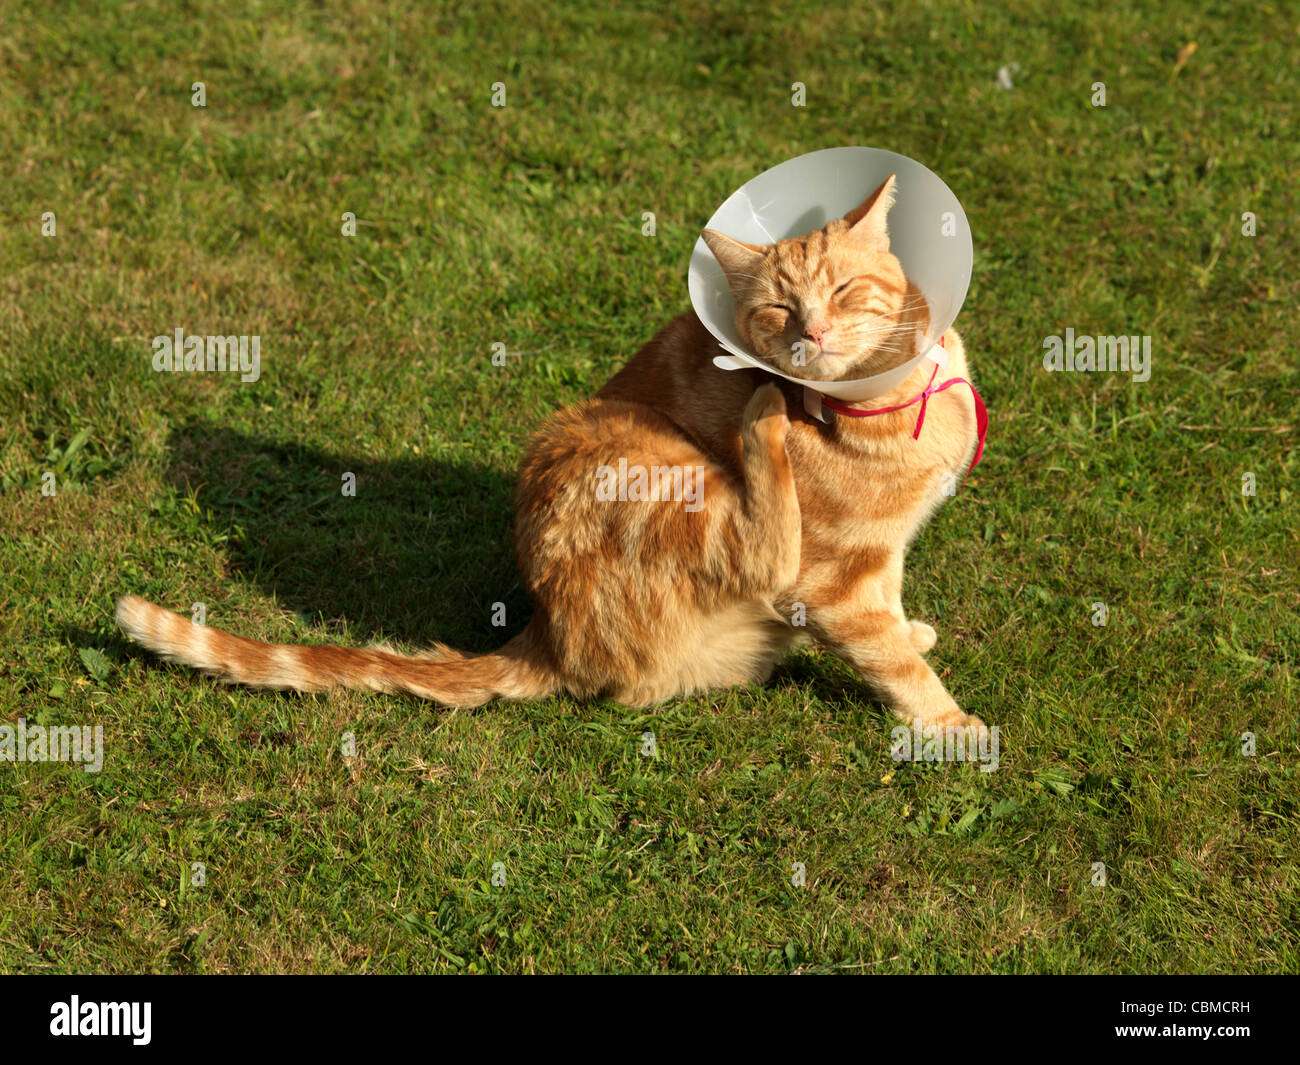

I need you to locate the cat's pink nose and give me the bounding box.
[803,323,828,345]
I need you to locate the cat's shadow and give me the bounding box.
[158,421,529,652]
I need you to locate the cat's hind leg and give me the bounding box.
[609,383,803,704]
[611,600,799,705]
[726,382,802,595]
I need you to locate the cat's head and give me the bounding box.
[702,174,930,382]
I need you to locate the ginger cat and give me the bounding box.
[117,174,984,731]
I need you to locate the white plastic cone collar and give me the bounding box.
[688,146,973,403]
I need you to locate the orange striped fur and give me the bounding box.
[116,174,982,729]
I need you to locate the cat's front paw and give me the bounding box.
[907,620,937,654]
[910,703,986,734]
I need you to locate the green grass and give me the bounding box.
[1,0,1296,973]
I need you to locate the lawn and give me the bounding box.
[0,0,1296,973]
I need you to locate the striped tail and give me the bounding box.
[114,595,556,708]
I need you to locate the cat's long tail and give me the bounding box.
[114,595,557,708]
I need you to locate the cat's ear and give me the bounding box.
[841,173,897,248]
[702,229,766,288]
